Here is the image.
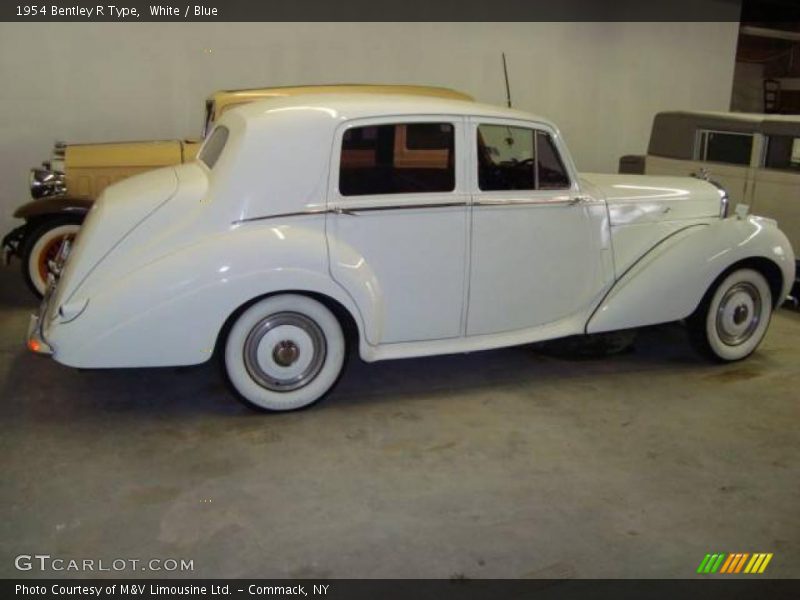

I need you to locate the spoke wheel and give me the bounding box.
[21,217,83,298]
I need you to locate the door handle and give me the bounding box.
[332,207,358,216]
[568,196,587,206]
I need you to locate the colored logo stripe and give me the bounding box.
[697,553,726,573]
[698,552,773,574]
[745,553,773,574]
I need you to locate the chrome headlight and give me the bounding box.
[29,165,66,199]
[50,141,66,173]
[30,142,67,199]
[706,178,730,219]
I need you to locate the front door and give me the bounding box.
[328,116,469,345]
[466,118,610,336]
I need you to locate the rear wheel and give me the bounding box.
[223,294,346,412]
[688,268,772,362]
[21,217,82,298]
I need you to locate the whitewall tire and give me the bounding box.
[21,218,82,298]
[689,268,773,362]
[223,294,346,411]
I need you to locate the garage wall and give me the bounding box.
[0,22,739,234]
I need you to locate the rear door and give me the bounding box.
[327,116,469,345]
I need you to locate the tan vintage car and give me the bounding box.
[619,110,800,299]
[3,84,473,296]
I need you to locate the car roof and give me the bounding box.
[657,109,800,123]
[652,110,800,142]
[206,85,475,119]
[230,93,558,129]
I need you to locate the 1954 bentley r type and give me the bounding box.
[28,94,796,411]
[4,84,472,297]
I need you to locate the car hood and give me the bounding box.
[65,140,187,169]
[580,172,723,226]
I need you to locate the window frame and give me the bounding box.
[761,134,800,172]
[693,128,756,167]
[470,117,578,199]
[197,125,230,170]
[330,115,465,204]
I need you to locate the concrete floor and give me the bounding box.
[1,264,798,579]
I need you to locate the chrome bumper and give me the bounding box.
[27,276,56,356]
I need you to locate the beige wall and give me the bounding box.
[0,22,739,234]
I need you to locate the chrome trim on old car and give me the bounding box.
[26,235,71,356]
[233,202,469,224]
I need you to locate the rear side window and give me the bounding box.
[198,126,229,169]
[477,124,570,191]
[764,135,800,171]
[696,130,753,166]
[339,123,455,196]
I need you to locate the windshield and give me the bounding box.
[198,126,229,169]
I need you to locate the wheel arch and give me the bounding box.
[213,289,362,359]
[698,256,785,311]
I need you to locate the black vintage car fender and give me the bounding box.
[13,196,93,221]
[3,196,91,262]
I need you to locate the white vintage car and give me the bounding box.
[28,94,795,411]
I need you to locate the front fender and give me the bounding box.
[13,196,93,220]
[45,221,369,368]
[587,216,795,334]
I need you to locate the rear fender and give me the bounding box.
[45,222,372,368]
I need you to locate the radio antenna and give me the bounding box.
[502,52,512,108]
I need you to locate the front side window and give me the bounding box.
[696,130,753,166]
[764,135,800,171]
[477,124,570,191]
[339,122,455,196]
[198,125,229,169]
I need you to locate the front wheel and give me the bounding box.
[223,295,346,412]
[21,217,82,298]
[688,268,773,362]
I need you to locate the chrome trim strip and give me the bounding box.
[234,197,593,224]
[233,202,468,224]
[473,197,584,208]
[233,208,329,224]
[344,201,467,214]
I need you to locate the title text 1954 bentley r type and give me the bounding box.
[3,84,473,297]
[28,94,795,412]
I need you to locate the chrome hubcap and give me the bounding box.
[243,312,326,392]
[272,340,300,367]
[716,282,762,346]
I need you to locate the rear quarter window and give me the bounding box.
[198,126,229,169]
